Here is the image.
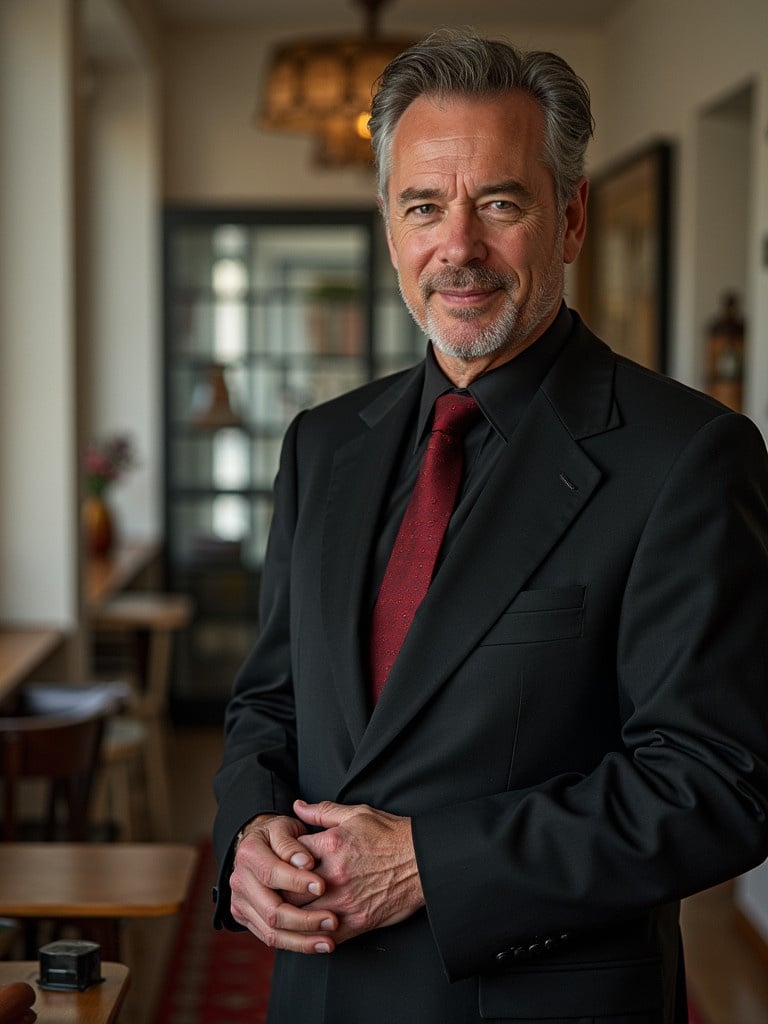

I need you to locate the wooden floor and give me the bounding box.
[127,725,768,1023]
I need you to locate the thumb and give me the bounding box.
[294,798,350,829]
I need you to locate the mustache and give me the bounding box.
[419,267,515,297]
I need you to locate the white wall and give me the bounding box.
[0,0,78,626]
[0,0,162,636]
[598,0,768,428]
[161,20,607,205]
[87,63,162,540]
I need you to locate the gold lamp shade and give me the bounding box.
[259,0,413,166]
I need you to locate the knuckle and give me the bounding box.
[325,859,347,885]
[304,909,323,930]
[262,904,280,930]
[325,831,343,856]
[258,863,280,889]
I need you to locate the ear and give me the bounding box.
[562,177,589,265]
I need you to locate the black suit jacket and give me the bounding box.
[214,314,768,1023]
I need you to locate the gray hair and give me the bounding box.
[369,30,594,216]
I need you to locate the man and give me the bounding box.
[213,31,768,1023]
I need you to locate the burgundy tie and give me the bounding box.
[369,393,481,703]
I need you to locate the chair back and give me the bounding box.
[0,688,118,841]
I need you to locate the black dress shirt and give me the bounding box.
[367,303,573,609]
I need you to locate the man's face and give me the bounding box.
[384,91,587,381]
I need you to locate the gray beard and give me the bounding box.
[398,261,563,362]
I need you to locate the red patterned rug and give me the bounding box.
[154,839,273,1023]
[156,839,708,1023]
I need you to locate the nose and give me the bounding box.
[436,208,488,266]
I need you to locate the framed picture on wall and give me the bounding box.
[576,141,672,373]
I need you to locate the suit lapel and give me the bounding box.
[338,320,620,792]
[320,368,424,748]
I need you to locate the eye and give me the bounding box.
[488,199,521,214]
[406,203,438,218]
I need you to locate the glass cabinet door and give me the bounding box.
[164,208,422,717]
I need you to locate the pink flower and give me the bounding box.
[85,434,137,496]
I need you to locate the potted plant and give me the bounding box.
[83,434,137,556]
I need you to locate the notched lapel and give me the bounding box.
[320,369,423,748]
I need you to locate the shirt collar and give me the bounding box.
[415,302,573,449]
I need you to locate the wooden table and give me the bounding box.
[0,961,129,1024]
[0,843,197,919]
[85,541,161,612]
[0,843,197,960]
[0,628,63,704]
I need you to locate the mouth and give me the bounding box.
[421,268,512,312]
[437,288,498,303]
[431,287,502,316]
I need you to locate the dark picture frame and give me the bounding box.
[576,141,672,373]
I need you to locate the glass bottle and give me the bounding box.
[706,292,745,412]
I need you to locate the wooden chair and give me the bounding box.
[0,688,119,842]
[91,593,194,839]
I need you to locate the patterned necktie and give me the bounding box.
[369,393,481,703]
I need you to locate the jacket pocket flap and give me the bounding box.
[480,587,585,646]
[506,586,585,613]
[479,958,663,1019]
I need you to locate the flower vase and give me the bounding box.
[83,494,114,557]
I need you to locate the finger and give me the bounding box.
[294,798,357,828]
[236,846,326,899]
[241,815,317,870]
[282,888,319,908]
[270,827,317,870]
[232,890,338,954]
[236,830,325,897]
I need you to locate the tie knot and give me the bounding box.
[432,393,481,437]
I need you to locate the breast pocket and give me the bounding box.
[480,586,586,647]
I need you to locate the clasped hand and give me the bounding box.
[229,799,424,954]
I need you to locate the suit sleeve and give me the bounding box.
[211,413,304,929]
[412,411,768,980]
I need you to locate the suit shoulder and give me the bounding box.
[288,364,422,461]
[299,364,420,428]
[561,316,765,455]
[610,354,765,462]
[614,354,724,418]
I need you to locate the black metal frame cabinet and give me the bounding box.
[162,206,422,720]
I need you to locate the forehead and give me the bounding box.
[387,91,549,198]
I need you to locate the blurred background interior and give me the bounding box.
[1,1,768,1022]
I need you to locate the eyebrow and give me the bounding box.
[396,179,535,208]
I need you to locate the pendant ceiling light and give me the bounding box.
[259,0,413,167]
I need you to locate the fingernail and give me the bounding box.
[320,918,334,931]
[314,942,331,953]
[291,853,310,868]
[308,882,322,896]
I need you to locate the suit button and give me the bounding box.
[544,937,557,951]
[528,942,544,956]
[495,951,510,962]
[560,932,571,944]
[513,946,528,960]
